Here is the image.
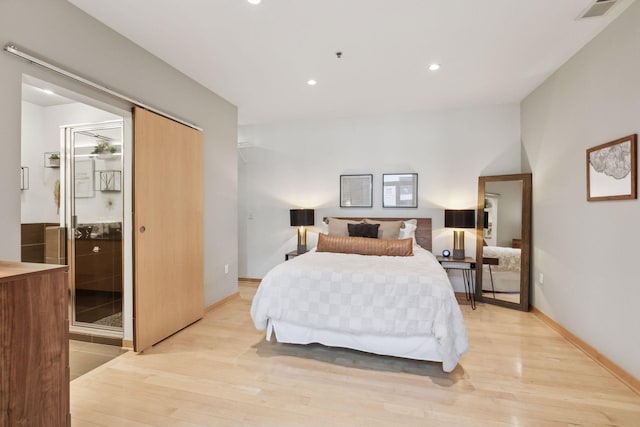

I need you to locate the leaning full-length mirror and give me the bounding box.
[475,174,532,311]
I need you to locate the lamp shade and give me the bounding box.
[444,209,475,229]
[290,209,315,226]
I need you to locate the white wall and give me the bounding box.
[521,1,640,379]
[239,105,522,290]
[1,0,238,310]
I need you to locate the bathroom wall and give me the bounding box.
[21,101,121,224]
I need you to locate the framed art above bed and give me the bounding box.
[382,173,418,208]
[340,174,373,208]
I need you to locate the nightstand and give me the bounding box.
[285,250,306,261]
[436,255,476,310]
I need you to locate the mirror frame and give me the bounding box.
[475,173,532,311]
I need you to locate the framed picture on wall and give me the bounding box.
[586,134,637,201]
[340,174,373,207]
[382,173,418,208]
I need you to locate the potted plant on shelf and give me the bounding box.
[47,152,60,167]
[91,141,118,159]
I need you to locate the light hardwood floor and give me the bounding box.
[71,282,640,426]
[70,340,127,380]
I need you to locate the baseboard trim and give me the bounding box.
[69,332,122,347]
[205,292,240,313]
[122,339,134,350]
[532,306,639,395]
[238,277,261,284]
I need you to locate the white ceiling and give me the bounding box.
[22,83,75,107]
[68,0,634,125]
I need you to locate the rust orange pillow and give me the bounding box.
[316,233,413,256]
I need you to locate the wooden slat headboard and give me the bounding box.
[324,217,433,251]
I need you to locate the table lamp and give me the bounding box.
[444,209,475,259]
[290,209,315,254]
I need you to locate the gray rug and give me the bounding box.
[94,312,122,327]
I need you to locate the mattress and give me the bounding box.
[482,245,521,293]
[482,268,520,292]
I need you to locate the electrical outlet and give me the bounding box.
[539,273,544,284]
[224,264,229,274]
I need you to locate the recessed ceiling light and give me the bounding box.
[39,88,55,95]
[307,79,317,86]
[428,63,441,71]
[247,0,261,4]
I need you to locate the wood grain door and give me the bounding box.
[133,107,203,352]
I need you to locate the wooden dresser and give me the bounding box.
[0,261,70,427]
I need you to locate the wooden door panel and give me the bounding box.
[133,107,203,351]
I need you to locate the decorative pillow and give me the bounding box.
[398,219,418,244]
[363,219,403,240]
[317,233,413,256]
[327,217,362,236]
[347,223,380,238]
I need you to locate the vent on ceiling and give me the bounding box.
[578,0,618,19]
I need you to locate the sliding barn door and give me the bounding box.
[133,107,203,352]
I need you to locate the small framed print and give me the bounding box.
[383,173,418,208]
[340,174,373,208]
[587,134,637,201]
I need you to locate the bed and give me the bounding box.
[250,217,469,372]
[482,245,521,293]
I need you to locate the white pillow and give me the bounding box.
[398,219,418,245]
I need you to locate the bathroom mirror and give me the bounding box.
[475,173,532,311]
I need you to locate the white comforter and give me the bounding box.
[250,247,469,372]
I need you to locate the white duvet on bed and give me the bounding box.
[250,246,469,372]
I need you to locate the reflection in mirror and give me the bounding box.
[67,122,124,331]
[482,181,522,305]
[476,174,531,311]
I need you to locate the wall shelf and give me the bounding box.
[44,151,60,168]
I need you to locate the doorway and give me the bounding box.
[21,76,131,341]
